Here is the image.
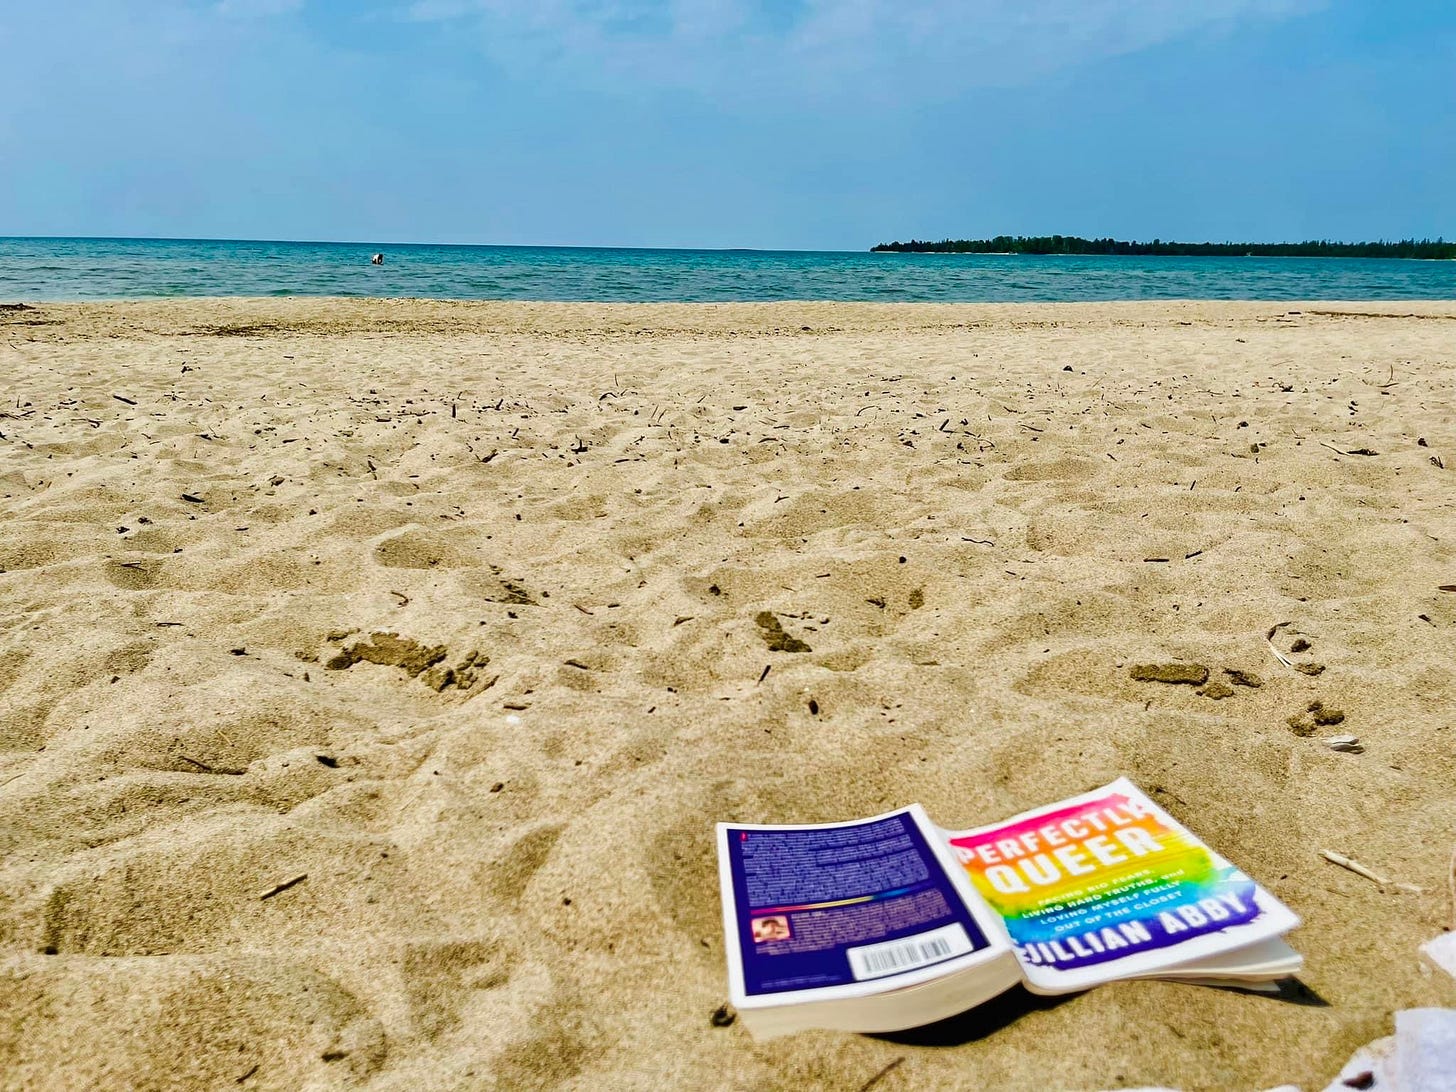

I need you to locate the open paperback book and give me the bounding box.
[716,778,1302,1039]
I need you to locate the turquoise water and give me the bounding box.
[2,237,1453,302]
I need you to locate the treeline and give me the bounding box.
[870,235,1456,259]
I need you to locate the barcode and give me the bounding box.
[846,923,974,981]
[861,937,951,974]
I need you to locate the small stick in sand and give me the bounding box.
[180,754,245,776]
[1265,621,1296,668]
[857,1057,905,1092]
[1447,846,1456,930]
[1320,850,1421,893]
[1319,441,1379,457]
[1320,849,1390,887]
[259,873,308,901]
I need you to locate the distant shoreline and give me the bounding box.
[872,235,1456,259]
[872,250,1456,262]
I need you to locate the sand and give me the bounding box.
[1,298,1454,1091]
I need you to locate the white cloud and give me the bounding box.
[401,0,1322,99]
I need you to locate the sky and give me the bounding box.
[1,0,1453,250]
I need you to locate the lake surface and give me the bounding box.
[3,237,1453,302]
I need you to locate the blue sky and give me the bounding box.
[2,1,1452,249]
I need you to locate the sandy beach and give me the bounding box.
[2,297,1455,1090]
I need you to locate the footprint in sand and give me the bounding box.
[1003,455,1101,482]
[400,939,512,1040]
[3,957,387,1087]
[104,558,162,590]
[372,529,478,570]
[488,824,563,904]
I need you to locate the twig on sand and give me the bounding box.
[1447,846,1456,930]
[1265,622,1296,669]
[259,874,308,901]
[1319,441,1379,457]
[180,754,245,776]
[1320,850,1423,894]
[858,1057,905,1092]
[1321,849,1390,886]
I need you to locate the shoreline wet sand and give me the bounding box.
[2,299,1454,1089]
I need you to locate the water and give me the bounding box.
[2,237,1453,303]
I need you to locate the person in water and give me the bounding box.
[370,253,384,265]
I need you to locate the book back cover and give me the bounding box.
[718,804,1009,1011]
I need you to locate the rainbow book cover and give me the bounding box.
[944,777,1301,993]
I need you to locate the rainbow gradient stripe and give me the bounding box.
[751,886,920,916]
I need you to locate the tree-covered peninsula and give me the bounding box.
[870,236,1456,259]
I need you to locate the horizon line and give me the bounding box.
[5,233,1452,255]
[0,234,859,254]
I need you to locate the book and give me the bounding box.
[716,777,1302,1039]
